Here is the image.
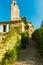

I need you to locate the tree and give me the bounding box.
[41,20,43,27]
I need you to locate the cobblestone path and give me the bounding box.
[13,38,43,65]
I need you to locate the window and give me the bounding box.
[3,25,6,32]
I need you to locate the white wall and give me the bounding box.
[6,25,9,32]
[0,25,3,32]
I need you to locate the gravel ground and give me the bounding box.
[13,38,43,65]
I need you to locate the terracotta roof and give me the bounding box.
[29,22,32,24]
[0,17,27,24]
[0,21,21,24]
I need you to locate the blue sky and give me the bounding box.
[0,0,43,29]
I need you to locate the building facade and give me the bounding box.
[0,0,24,33]
[0,0,34,42]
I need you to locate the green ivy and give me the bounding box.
[0,30,21,65]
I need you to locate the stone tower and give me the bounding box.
[11,0,20,21]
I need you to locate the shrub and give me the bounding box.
[32,27,43,57]
[21,32,29,49]
[1,46,20,65]
[0,31,21,65]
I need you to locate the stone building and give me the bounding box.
[11,0,20,21]
[28,22,34,37]
[0,0,34,42]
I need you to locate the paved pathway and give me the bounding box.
[13,38,43,65]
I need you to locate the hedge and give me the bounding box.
[32,27,43,57]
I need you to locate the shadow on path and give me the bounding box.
[13,38,43,65]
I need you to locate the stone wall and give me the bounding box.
[28,22,34,37]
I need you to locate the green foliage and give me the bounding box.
[0,33,7,36]
[0,30,21,65]
[21,32,29,49]
[41,20,43,27]
[32,27,43,57]
[1,46,20,65]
